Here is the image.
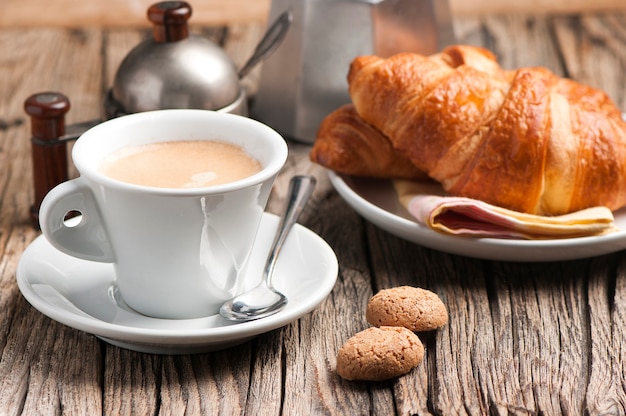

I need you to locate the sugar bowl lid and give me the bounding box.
[110,1,241,115]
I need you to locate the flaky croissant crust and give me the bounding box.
[310,104,428,180]
[319,44,626,215]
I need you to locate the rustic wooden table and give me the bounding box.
[1,10,626,416]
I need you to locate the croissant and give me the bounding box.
[313,44,626,215]
[310,104,427,180]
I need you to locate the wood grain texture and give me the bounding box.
[1,11,626,416]
[0,0,272,28]
[2,0,626,28]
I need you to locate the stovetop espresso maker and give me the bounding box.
[252,0,456,143]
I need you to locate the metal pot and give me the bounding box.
[105,1,245,117]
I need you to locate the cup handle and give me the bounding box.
[39,178,115,263]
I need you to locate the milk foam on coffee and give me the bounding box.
[99,140,262,188]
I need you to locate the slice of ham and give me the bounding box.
[394,180,616,239]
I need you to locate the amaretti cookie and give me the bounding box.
[336,326,424,381]
[366,286,448,332]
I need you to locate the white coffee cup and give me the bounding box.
[39,109,288,319]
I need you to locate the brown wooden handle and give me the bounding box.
[24,92,71,227]
[148,1,192,43]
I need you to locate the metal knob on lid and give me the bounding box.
[107,1,242,117]
[149,1,191,42]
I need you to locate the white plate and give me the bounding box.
[17,213,338,354]
[329,172,626,262]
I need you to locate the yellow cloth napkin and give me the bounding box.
[394,180,616,239]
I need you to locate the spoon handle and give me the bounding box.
[238,10,293,79]
[263,175,317,287]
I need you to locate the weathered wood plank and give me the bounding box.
[0,27,105,415]
[103,348,160,414]
[244,333,284,414]
[3,0,626,28]
[586,256,626,414]
[0,0,271,28]
[553,13,626,108]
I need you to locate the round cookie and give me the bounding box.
[366,286,448,332]
[336,326,424,381]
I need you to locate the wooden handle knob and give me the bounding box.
[148,1,192,43]
[24,92,71,227]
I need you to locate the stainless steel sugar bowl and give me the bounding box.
[105,1,246,118]
[253,0,456,143]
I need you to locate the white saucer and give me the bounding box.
[16,213,338,354]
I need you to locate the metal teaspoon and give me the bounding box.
[219,175,316,322]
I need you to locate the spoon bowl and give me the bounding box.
[221,285,287,320]
[220,175,316,322]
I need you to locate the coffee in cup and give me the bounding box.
[39,109,288,319]
[99,140,262,188]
